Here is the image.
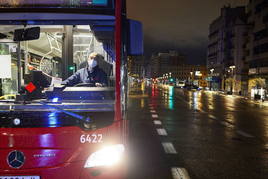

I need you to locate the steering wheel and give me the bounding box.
[74,83,96,87]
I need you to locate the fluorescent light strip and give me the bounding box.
[73,44,90,47]
[74,34,93,38]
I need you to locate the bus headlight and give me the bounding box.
[84,144,125,168]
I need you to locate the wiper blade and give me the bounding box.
[0,100,29,104]
[39,101,91,123]
[0,100,14,103]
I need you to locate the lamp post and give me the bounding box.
[229,66,236,94]
[190,71,193,85]
[210,68,214,90]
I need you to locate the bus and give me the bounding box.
[0,0,143,178]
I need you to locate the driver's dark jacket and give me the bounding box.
[62,66,108,86]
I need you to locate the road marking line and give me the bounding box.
[265,143,268,150]
[157,128,168,136]
[171,167,191,179]
[209,114,217,120]
[152,114,159,118]
[220,121,227,126]
[236,130,254,138]
[198,109,206,113]
[149,106,154,110]
[150,110,156,113]
[162,142,177,154]
[154,120,162,125]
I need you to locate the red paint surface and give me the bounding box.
[115,0,122,122]
[0,121,128,178]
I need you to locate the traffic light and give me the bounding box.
[68,66,75,71]
[169,78,174,82]
[68,64,77,72]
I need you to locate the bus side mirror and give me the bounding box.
[14,27,40,41]
[127,19,143,56]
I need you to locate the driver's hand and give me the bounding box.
[95,83,103,87]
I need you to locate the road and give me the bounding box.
[127,85,268,179]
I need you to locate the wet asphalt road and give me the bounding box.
[127,85,268,179]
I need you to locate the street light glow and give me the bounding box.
[229,66,236,69]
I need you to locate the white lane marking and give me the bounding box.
[199,109,206,113]
[265,143,268,150]
[157,128,168,136]
[220,121,226,126]
[154,120,162,125]
[171,167,191,179]
[150,110,156,113]
[162,142,177,154]
[152,114,159,118]
[236,130,254,138]
[209,114,217,120]
[149,107,154,110]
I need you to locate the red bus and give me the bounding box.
[0,0,143,178]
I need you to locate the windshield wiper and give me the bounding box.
[39,101,91,123]
[0,100,31,104]
[0,98,91,124]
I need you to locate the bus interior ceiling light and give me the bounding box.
[84,144,125,168]
[76,25,91,31]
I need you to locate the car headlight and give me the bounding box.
[84,144,125,168]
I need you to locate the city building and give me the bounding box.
[246,0,268,99]
[207,6,248,94]
[127,56,145,79]
[150,50,207,87]
[150,50,185,78]
[173,64,208,88]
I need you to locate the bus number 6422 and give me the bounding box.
[80,134,103,144]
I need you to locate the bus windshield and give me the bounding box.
[0,24,115,129]
[0,0,111,8]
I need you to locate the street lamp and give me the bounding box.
[190,72,193,85]
[210,68,214,90]
[229,66,236,69]
[229,66,236,94]
[210,68,214,73]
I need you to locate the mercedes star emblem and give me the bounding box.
[7,150,25,168]
[13,118,21,126]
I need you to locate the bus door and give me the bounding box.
[0,41,19,97]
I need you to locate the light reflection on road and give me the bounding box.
[137,86,268,178]
[141,98,145,108]
[168,86,174,110]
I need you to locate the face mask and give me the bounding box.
[88,59,97,71]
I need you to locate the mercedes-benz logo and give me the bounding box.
[7,150,25,168]
[13,118,21,126]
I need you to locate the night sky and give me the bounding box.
[127,0,248,64]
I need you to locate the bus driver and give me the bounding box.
[62,52,108,87]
